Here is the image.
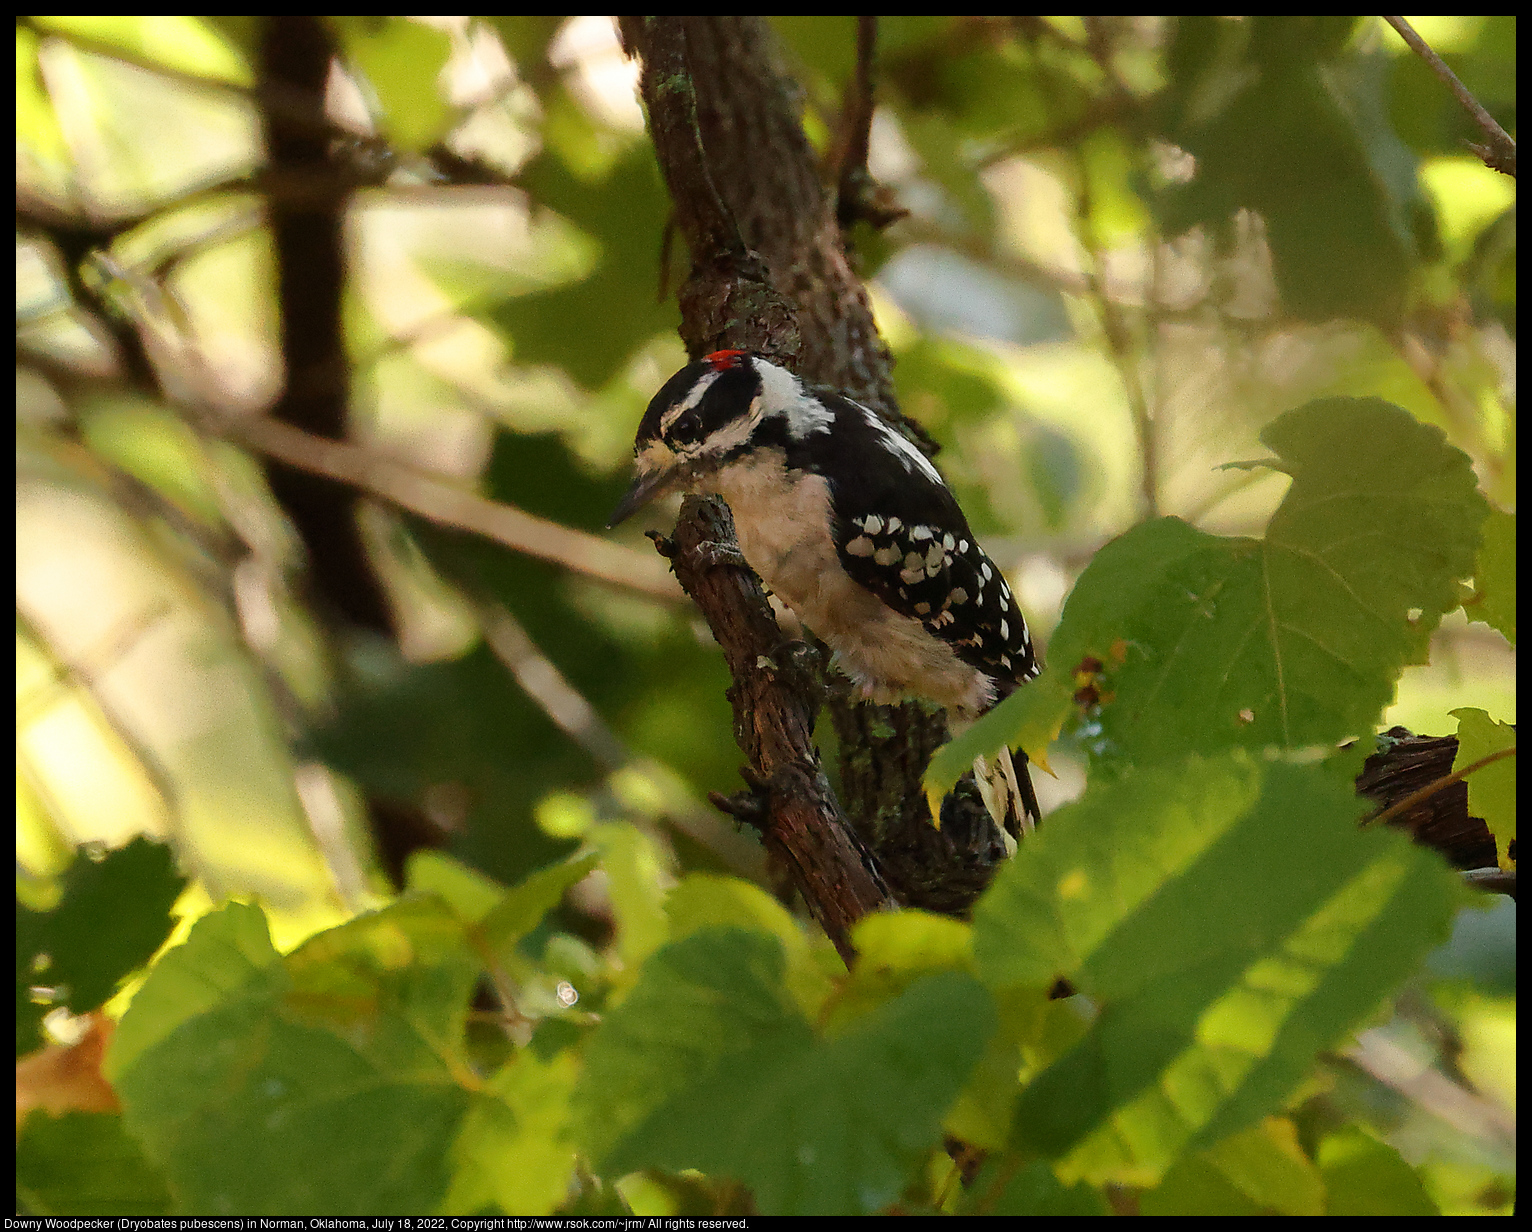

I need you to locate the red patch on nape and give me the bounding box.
[703,349,747,371]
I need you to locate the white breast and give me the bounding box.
[705,450,994,717]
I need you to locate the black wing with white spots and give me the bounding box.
[787,393,1039,690]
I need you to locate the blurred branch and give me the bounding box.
[478,599,628,773]
[833,17,907,232]
[221,413,682,603]
[1381,16,1516,178]
[476,596,769,882]
[1075,153,1159,520]
[260,16,392,635]
[16,603,182,830]
[1344,1027,1516,1150]
[1364,745,1515,834]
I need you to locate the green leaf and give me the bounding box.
[31,15,252,85]
[406,849,508,923]
[17,1110,172,1216]
[576,928,994,1214]
[830,910,973,1030]
[1158,18,1423,325]
[1465,506,1515,643]
[332,17,455,153]
[927,516,1208,801]
[445,1048,580,1216]
[945,984,1087,1152]
[586,822,670,969]
[113,897,481,1215]
[573,929,808,1167]
[103,900,276,1084]
[1450,708,1516,870]
[972,753,1459,1187]
[665,873,835,1017]
[16,26,72,173]
[18,837,187,1055]
[979,1159,1111,1216]
[1141,1117,1323,1215]
[490,146,679,389]
[1318,1128,1438,1215]
[936,398,1487,794]
[477,851,599,952]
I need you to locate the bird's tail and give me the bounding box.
[972,745,1040,845]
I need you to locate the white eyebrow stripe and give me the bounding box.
[659,369,720,434]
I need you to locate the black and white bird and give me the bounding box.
[609,350,1041,839]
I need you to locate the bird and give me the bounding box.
[608,349,1040,839]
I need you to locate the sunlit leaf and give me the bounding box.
[576,927,993,1215]
[977,1158,1112,1215]
[332,17,454,154]
[32,15,252,86]
[445,1048,579,1216]
[1141,1117,1323,1215]
[972,753,1459,1186]
[113,898,480,1215]
[930,397,1488,798]
[1464,506,1515,644]
[1450,708,1516,870]
[1318,1127,1438,1215]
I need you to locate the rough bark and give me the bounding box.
[621,15,1009,939]
[659,497,894,960]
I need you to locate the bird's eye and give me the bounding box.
[669,408,702,442]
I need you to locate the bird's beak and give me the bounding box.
[606,460,677,528]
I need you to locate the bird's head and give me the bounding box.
[607,349,809,527]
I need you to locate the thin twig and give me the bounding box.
[1344,1026,1517,1147]
[477,600,629,773]
[1075,156,1158,520]
[1362,746,1516,829]
[1381,16,1515,178]
[477,596,768,881]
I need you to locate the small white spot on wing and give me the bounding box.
[846,536,875,556]
[861,514,884,534]
[873,545,901,566]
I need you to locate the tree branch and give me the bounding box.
[222,413,682,604]
[1381,16,1516,178]
[659,496,895,961]
[1356,727,1511,893]
[834,17,907,231]
[622,16,1012,945]
[259,16,392,633]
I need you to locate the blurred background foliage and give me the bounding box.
[15,16,1514,1213]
